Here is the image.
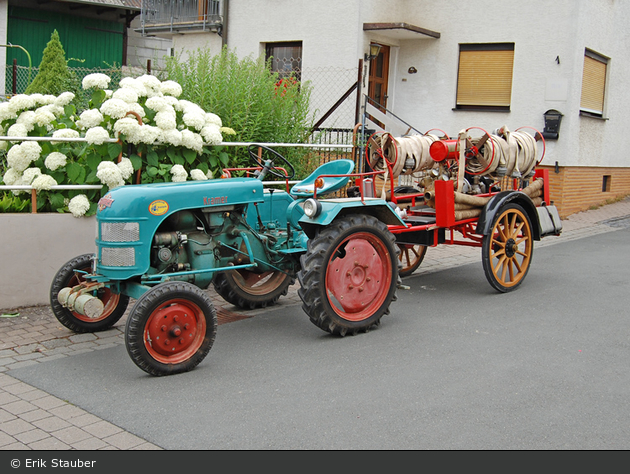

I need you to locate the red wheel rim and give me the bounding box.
[68,268,121,323]
[143,299,207,364]
[325,232,393,321]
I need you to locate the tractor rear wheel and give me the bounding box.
[125,282,217,376]
[50,254,129,333]
[297,214,399,336]
[482,203,534,292]
[213,270,294,310]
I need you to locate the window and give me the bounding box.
[265,41,302,82]
[580,49,608,117]
[456,43,515,111]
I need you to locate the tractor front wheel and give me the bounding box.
[298,214,399,336]
[50,254,129,333]
[125,282,217,376]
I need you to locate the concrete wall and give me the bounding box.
[0,214,97,310]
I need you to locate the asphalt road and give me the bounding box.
[9,227,630,450]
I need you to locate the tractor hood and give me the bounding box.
[97,178,264,218]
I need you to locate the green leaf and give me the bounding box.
[147,166,158,177]
[67,161,82,181]
[107,142,122,161]
[129,154,142,170]
[49,192,65,209]
[86,153,101,171]
[219,151,229,166]
[147,149,159,167]
[183,148,197,164]
[91,89,106,108]
[166,147,180,162]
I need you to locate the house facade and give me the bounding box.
[140,0,630,217]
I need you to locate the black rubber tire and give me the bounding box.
[397,244,427,277]
[482,203,534,293]
[125,281,217,376]
[297,214,400,336]
[212,270,295,310]
[50,253,129,333]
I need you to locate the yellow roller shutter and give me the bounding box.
[457,49,514,107]
[580,54,607,115]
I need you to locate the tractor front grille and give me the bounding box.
[101,247,136,267]
[101,222,140,242]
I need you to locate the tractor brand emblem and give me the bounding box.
[97,194,114,212]
[204,196,228,205]
[149,200,169,216]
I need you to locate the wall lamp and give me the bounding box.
[365,43,382,61]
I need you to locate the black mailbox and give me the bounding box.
[542,109,563,140]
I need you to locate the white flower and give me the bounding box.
[44,152,67,171]
[77,109,104,129]
[126,103,146,118]
[200,124,222,145]
[160,80,183,97]
[170,164,188,182]
[181,129,203,153]
[190,169,207,181]
[7,123,28,139]
[100,98,130,119]
[119,77,147,97]
[162,129,182,147]
[31,174,57,191]
[183,111,206,131]
[33,108,56,127]
[22,167,42,185]
[68,194,91,217]
[137,74,161,92]
[104,90,113,98]
[205,113,222,127]
[117,157,134,180]
[55,92,75,106]
[220,126,236,136]
[9,94,36,112]
[96,161,125,188]
[138,125,161,145]
[82,73,111,90]
[0,102,17,121]
[6,144,30,172]
[145,96,172,113]
[85,126,110,145]
[41,95,57,105]
[113,117,142,143]
[2,167,21,185]
[206,169,214,179]
[51,128,80,143]
[155,110,177,130]
[113,87,139,104]
[16,111,36,131]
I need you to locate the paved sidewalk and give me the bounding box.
[1,196,629,450]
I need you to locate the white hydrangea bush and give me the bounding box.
[0,73,237,216]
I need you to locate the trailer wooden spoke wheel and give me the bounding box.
[397,244,427,277]
[482,203,533,292]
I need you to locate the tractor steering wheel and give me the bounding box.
[247,144,295,180]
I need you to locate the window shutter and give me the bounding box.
[580,54,606,115]
[457,49,514,107]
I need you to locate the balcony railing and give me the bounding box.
[139,0,223,35]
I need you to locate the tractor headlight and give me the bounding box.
[303,198,322,218]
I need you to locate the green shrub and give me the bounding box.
[25,30,76,97]
[163,47,316,177]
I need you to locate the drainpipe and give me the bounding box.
[221,0,229,47]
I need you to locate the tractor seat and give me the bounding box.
[290,159,355,198]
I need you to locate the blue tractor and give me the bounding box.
[51,145,405,376]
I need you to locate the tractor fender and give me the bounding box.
[298,198,405,239]
[475,191,542,240]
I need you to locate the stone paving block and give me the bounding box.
[68,333,98,344]
[48,403,88,421]
[4,360,39,371]
[71,436,109,450]
[51,425,92,445]
[15,428,50,444]
[41,338,73,350]
[2,441,30,450]
[0,408,17,423]
[0,417,35,435]
[28,436,71,450]
[32,415,72,433]
[31,395,68,411]
[101,431,145,450]
[0,430,16,448]
[2,399,38,416]
[0,391,20,405]
[13,388,47,402]
[14,352,46,362]
[82,420,123,438]
[131,441,163,450]
[19,409,53,423]
[69,412,103,428]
